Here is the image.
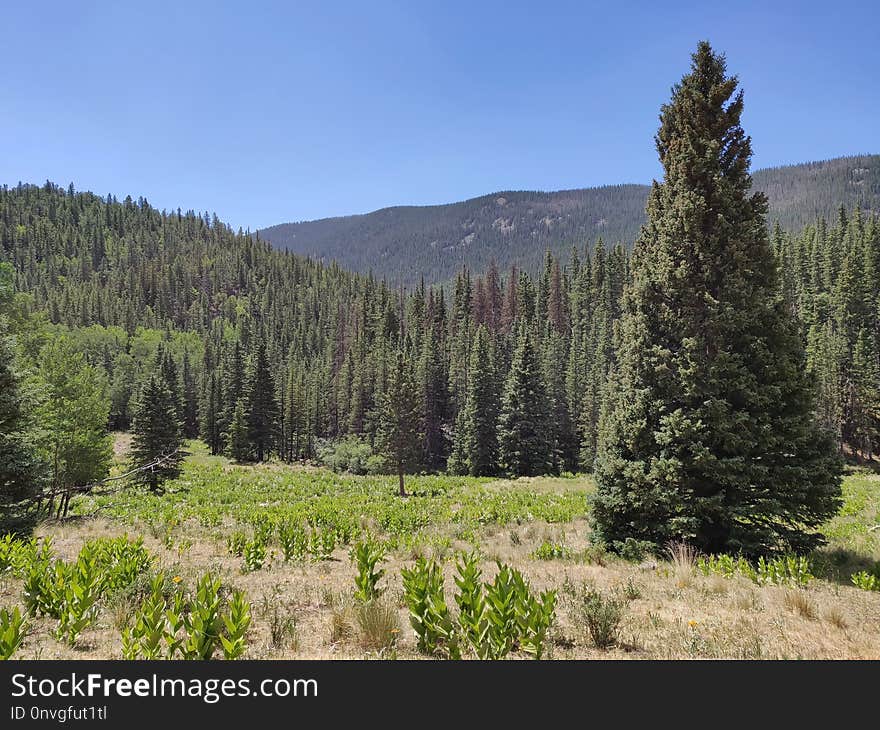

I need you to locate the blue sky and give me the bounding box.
[3,1,878,230]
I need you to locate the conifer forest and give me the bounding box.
[1,41,879,662]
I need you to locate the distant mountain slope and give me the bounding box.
[259,154,880,285]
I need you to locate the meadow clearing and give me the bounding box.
[1,439,879,660]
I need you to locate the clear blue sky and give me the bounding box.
[3,1,878,230]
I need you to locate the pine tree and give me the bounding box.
[377,350,422,496]
[246,336,278,461]
[228,398,251,463]
[420,325,449,470]
[181,350,199,438]
[458,325,499,476]
[593,43,842,556]
[130,373,184,492]
[498,326,552,477]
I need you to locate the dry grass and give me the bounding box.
[783,589,817,619]
[667,541,698,589]
[822,604,848,630]
[3,466,880,660]
[354,599,400,652]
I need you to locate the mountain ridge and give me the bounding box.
[258,154,880,285]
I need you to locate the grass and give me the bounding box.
[0,440,878,659]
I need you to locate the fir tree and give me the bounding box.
[458,325,499,476]
[130,374,184,492]
[228,398,251,463]
[593,43,842,556]
[498,326,552,477]
[377,350,422,496]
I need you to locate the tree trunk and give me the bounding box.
[398,464,406,497]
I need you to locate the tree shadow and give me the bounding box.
[0,504,43,537]
[812,547,880,586]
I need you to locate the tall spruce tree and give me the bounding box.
[377,349,422,496]
[458,325,499,476]
[498,325,552,477]
[593,42,842,556]
[246,335,278,461]
[130,373,184,492]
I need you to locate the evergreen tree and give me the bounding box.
[130,373,184,492]
[228,398,251,463]
[181,350,199,438]
[377,350,422,496]
[593,43,842,556]
[246,336,278,461]
[420,325,449,470]
[458,325,499,476]
[498,326,552,477]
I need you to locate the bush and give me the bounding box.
[317,436,379,475]
[577,587,624,649]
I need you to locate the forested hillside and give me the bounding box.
[1,176,877,505]
[258,155,880,286]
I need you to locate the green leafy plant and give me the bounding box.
[220,589,251,659]
[533,540,570,560]
[242,538,267,573]
[121,574,171,659]
[351,538,386,603]
[55,552,102,647]
[278,522,308,562]
[512,571,556,660]
[851,570,880,591]
[401,557,459,659]
[180,573,224,660]
[484,563,520,659]
[454,553,489,658]
[22,553,66,619]
[85,536,153,595]
[0,607,28,660]
[226,532,248,557]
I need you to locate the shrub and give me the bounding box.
[577,587,624,649]
[317,436,377,475]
